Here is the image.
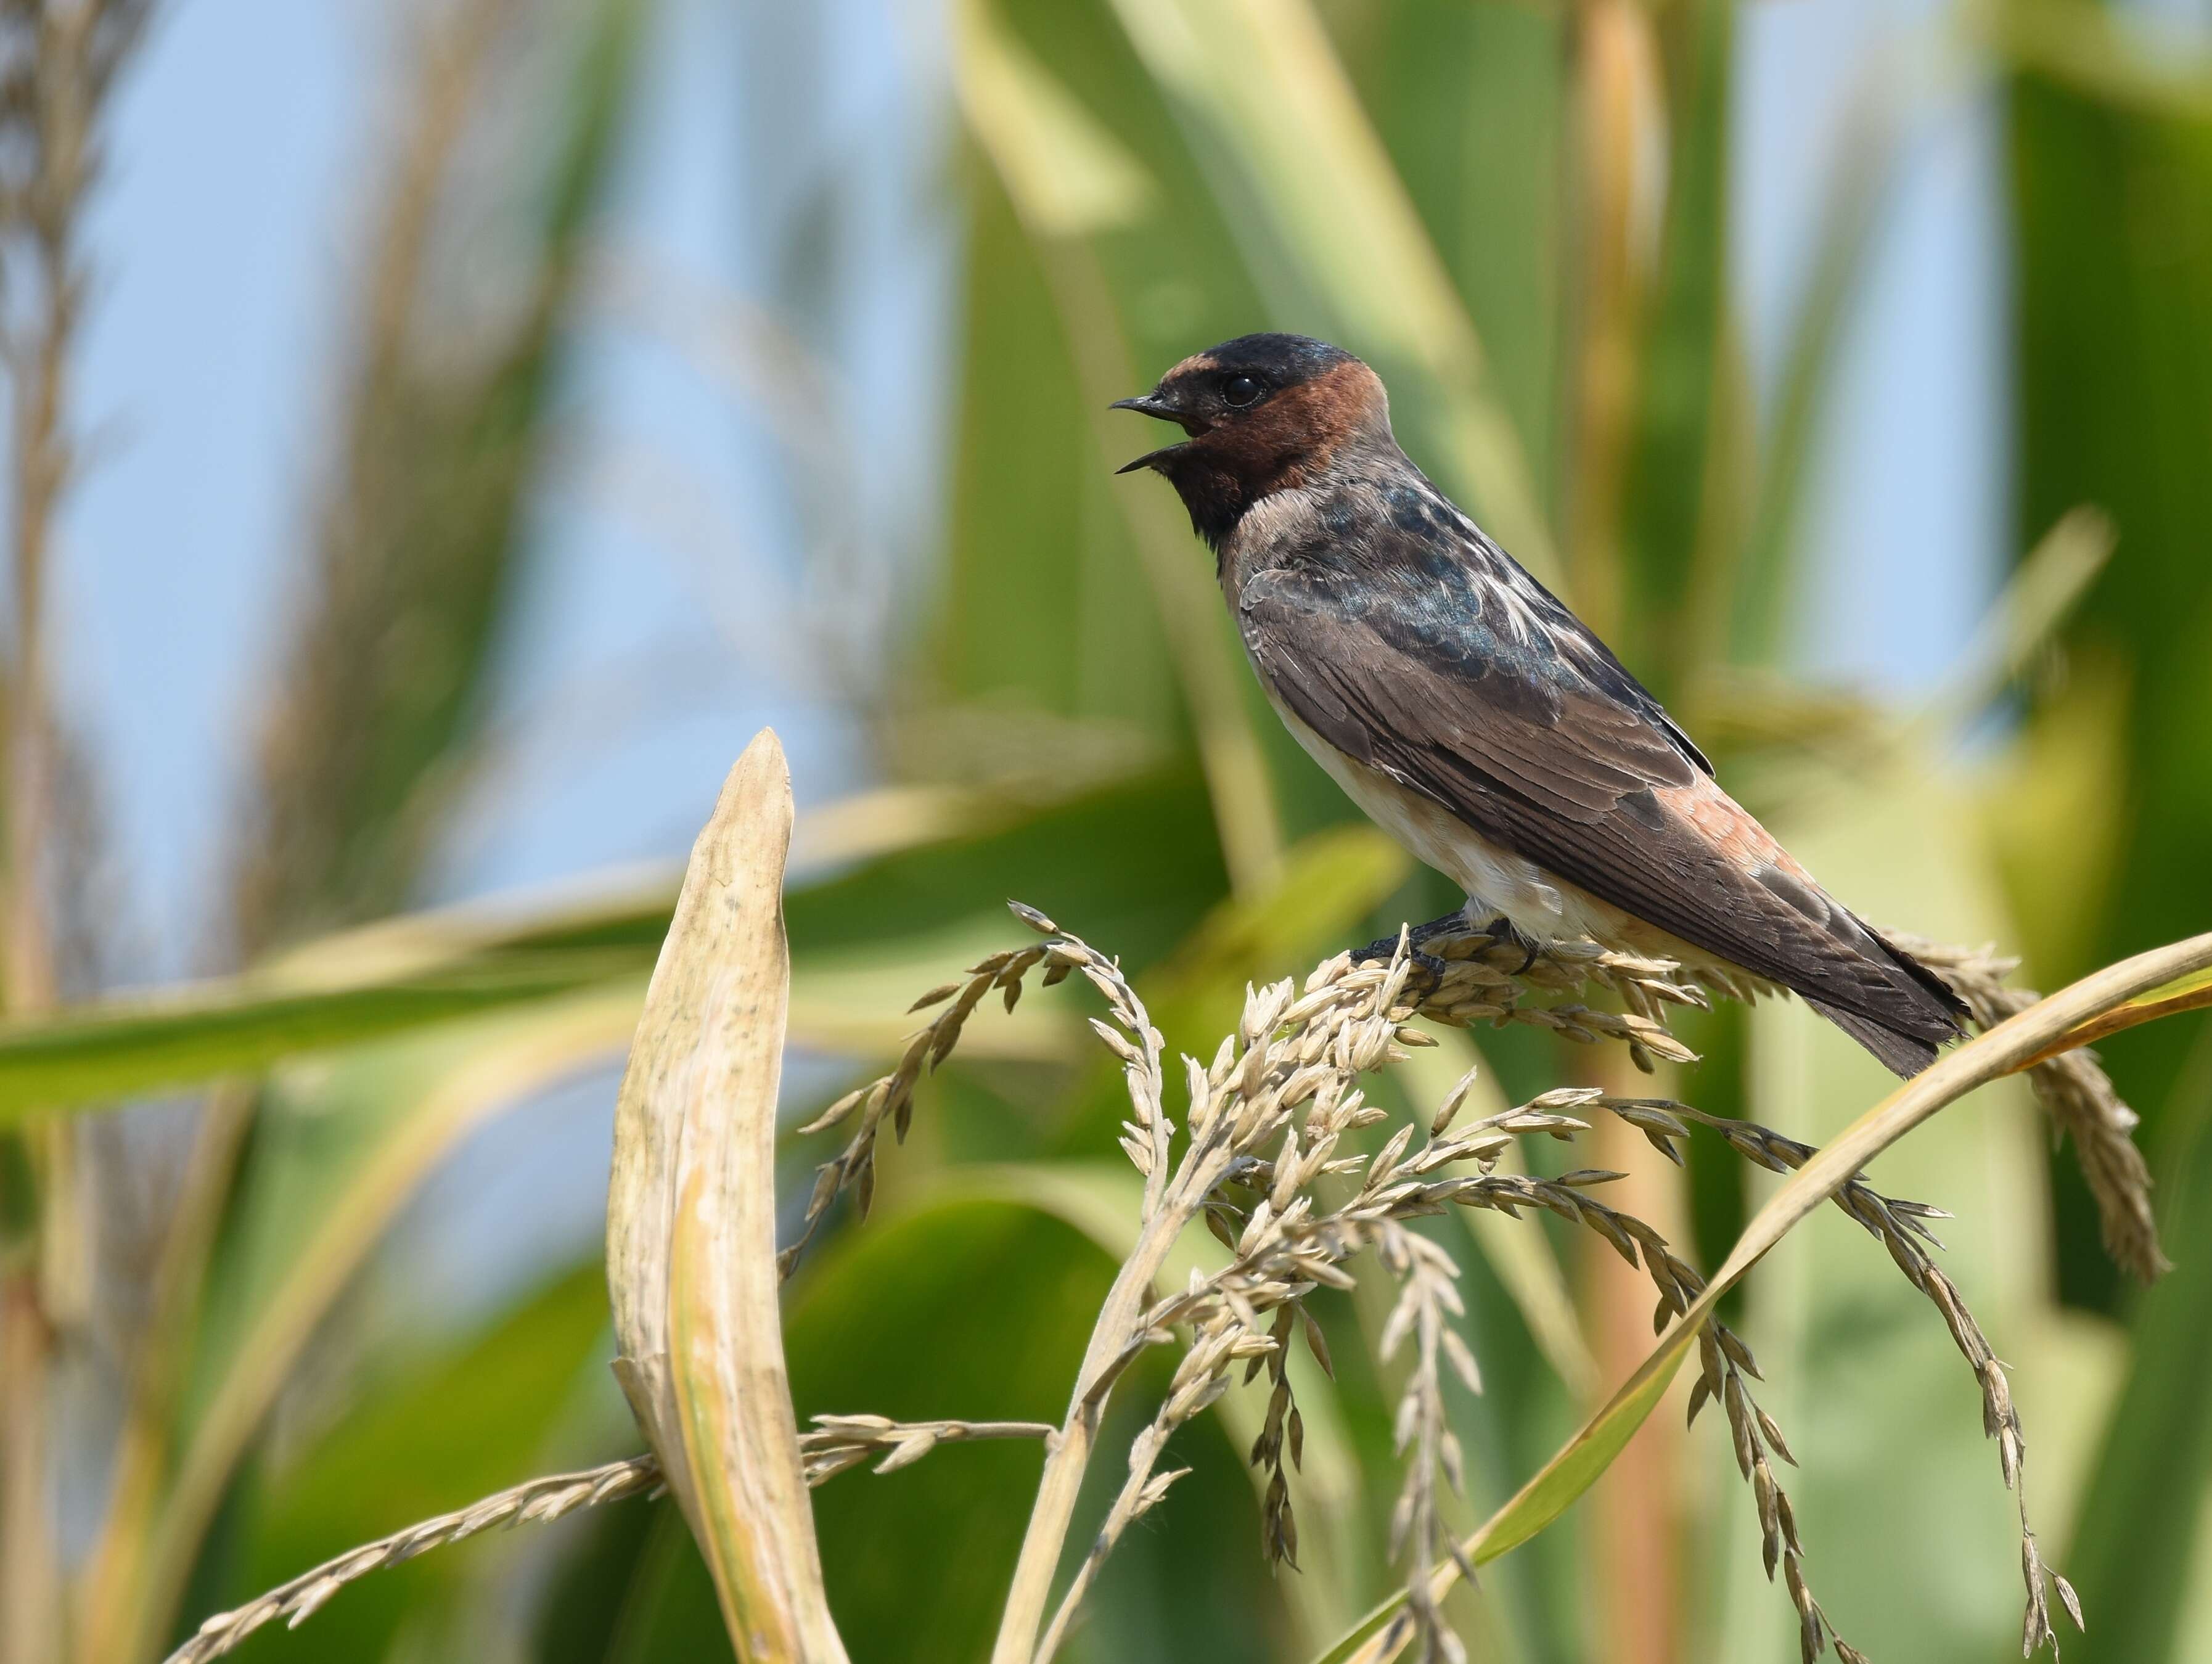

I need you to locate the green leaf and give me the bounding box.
[1985,0,2212,123]
[1620,0,1734,694]
[785,766,1228,974]
[2022,962,2212,1068]
[782,1193,1122,1664]
[1354,0,1567,508]
[0,953,649,1125]
[1144,824,1409,1042]
[131,988,645,1664]
[2007,38,2212,1268]
[2061,1068,2212,1664]
[948,0,1295,893]
[952,0,1154,236]
[533,1498,721,1664]
[0,769,1224,1122]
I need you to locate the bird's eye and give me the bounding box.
[1222,374,1263,408]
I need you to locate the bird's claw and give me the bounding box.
[1351,912,1480,998]
[1476,914,1542,975]
[1351,911,1468,968]
[1352,911,1542,980]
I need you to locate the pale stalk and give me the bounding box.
[1,8,110,1659]
[1041,236,1287,901]
[1565,6,1674,1658]
[947,16,1287,900]
[988,1141,1235,1664]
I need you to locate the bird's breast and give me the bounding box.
[1255,682,1553,918]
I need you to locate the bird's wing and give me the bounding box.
[1235,546,1960,1043]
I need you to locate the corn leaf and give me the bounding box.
[223,1261,615,1664]
[0,769,1225,1123]
[128,985,645,1663]
[607,732,846,1661]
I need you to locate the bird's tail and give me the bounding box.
[1802,998,1941,1076]
[1804,923,1970,1078]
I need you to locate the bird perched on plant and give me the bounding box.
[1111,333,1965,1076]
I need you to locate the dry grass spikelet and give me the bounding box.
[160,1458,663,1664]
[1896,932,2167,1279]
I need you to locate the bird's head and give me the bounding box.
[1111,333,1391,546]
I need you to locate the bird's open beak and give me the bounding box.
[1109,393,1174,420]
[1110,391,1197,473]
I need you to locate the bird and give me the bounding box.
[1110,332,1966,1076]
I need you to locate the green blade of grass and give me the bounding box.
[2057,1041,2212,1664]
[0,954,652,1123]
[1620,0,1734,692]
[2021,963,2212,1072]
[0,769,1228,1123]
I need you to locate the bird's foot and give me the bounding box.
[1352,911,1544,977]
[1351,911,1470,966]
[1472,914,1543,976]
[1351,912,1473,996]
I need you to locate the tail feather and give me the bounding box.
[1801,997,1943,1077]
[1801,920,1967,1078]
[1854,916,1972,1025]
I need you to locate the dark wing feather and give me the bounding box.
[1235,525,1962,1054]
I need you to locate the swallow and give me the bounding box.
[1112,333,1966,1076]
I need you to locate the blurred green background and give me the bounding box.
[2,1,2210,1662]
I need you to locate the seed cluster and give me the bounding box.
[1897,932,2166,1281]
[886,914,1824,1662]
[828,908,2092,1664]
[798,1415,1058,1486]
[162,1459,664,1664]
[179,903,2150,1664]
[1602,1093,2081,1656]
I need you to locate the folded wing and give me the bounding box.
[1235,525,1964,1072]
